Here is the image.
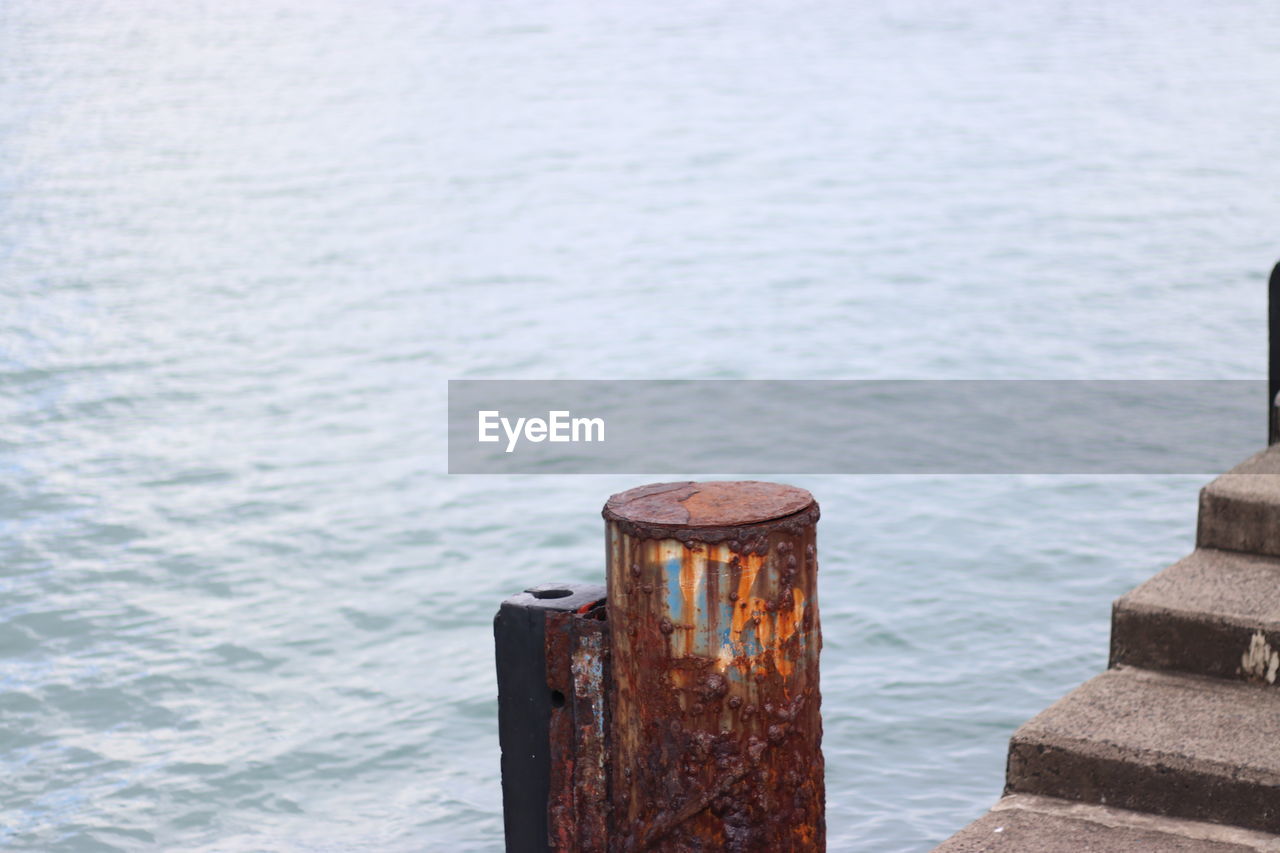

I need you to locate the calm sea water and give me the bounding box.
[2,1,1278,850]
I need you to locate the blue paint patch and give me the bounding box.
[664,555,683,625]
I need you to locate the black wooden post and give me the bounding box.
[1270,262,1280,445]
[494,582,606,852]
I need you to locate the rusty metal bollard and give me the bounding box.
[603,481,825,851]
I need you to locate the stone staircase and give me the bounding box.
[935,447,1280,851]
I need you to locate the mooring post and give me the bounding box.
[1269,261,1280,445]
[494,582,608,853]
[602,481,825,851]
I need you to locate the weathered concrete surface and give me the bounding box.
[1198,446,1280,557]
[935,795,1280,852]
[1006,667,1280,834]
[1111,548,1280,684]
[936,447,1280,850]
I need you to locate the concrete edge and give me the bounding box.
[1007,668,1280,789]
[1113,596,1280,634]
[1110,604,1280,684]
[992,794,1280,852]
[1198,489,1280,558]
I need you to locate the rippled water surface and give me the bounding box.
[3,1,1279,850]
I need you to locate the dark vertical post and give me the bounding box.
[495,582,606,853]
[603,481,825,852]
[1270,262,1280,445]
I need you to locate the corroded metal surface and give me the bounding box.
[545,599,611,852]
[604,482,825,852]
[605,481,815,530]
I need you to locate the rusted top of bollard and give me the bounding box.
[603,481,817,543]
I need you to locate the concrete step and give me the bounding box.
[1198,446,1280,558]
[1005,667,1280,835]
[1111,548,1280,685]
[935,794,1280,852]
